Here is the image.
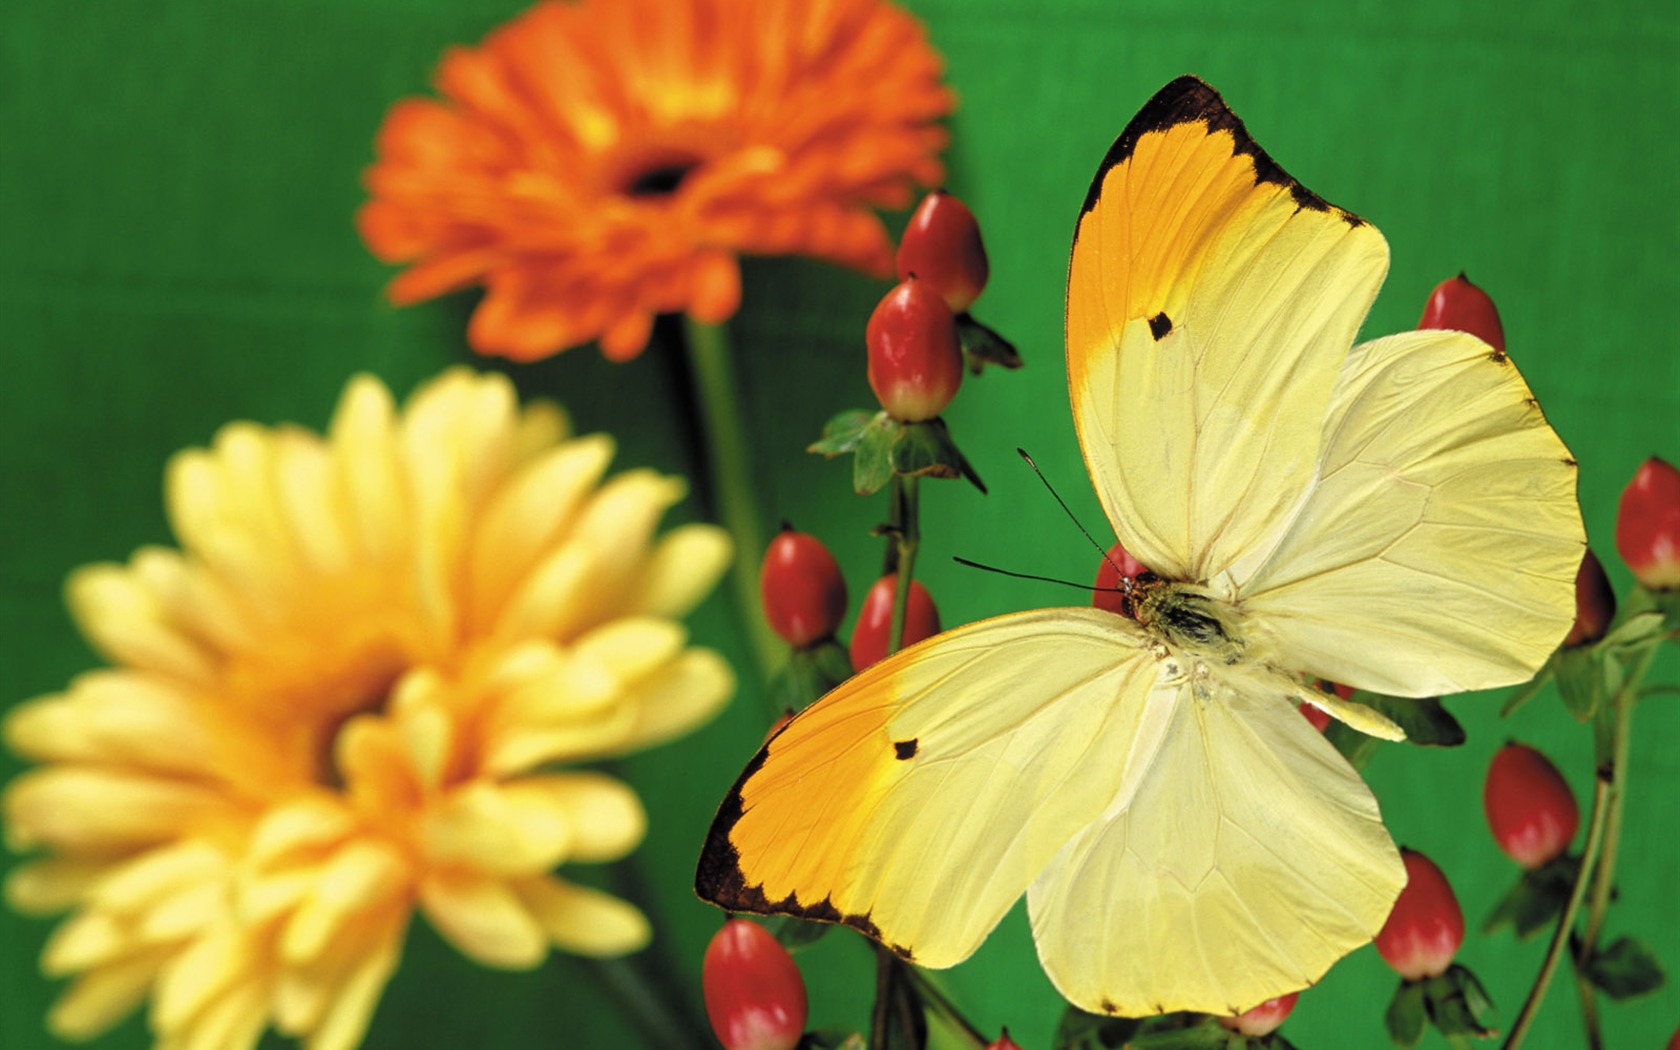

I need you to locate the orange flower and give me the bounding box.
[358,0,954,362]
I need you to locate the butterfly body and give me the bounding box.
[698,76,1583,1017]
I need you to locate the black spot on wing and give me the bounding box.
[1078,75,1364,226]
[893,738,918,760]
[1148,312,1173,341]
[1100,998,1119,1015]
[694,737,901,954]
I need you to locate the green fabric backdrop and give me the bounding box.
[2,0,1676,1047]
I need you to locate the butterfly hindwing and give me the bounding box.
[1027,667,1403,1015]
[1240,328,1584,694]
[697,609,1171,967]
[1067,76,1388,583]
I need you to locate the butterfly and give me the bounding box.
[696,76,1584,1017]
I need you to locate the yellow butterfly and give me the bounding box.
[696,76,1584,1017]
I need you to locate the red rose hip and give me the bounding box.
[1091,540,1148,617]
[850,574,940,672]
[1418,272,1505,354]
[1614,456,1680,591]
[760,528,848,648]
[866,277,963,422]
[1375,848,1464,980]
[1217,992,1299,1037]
[896,189,990,312]
[703,918,808,1050]
[1562,548,1616,647]
[1484,742,1579,869]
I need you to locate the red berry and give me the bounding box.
[984,1030,1024,1050]
[1562,548,1616,647]
[1484,742,1579,869]
[760,529,847,648]
[866,277,963,422]
[1217,992,1299,1037]
[1091,541,1148,616]
[896,190,990,312]
[1668,1023,1679,1050]
[1298,702,1332,733]
[850,575,941,672]
[1375,849,1465,980]
[1418,272,1506,354]
[703,919,808,1050]
[1614,456,1680,591]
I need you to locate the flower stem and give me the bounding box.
[583,951,710,1050]
[1579,644,1654,956]
[905,966,990,1046]
[1500,772,1611,1050]
[680,317,783,697]
[887,475,922,654]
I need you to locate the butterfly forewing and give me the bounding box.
[1067,76,1388,583]
[696,609,1167,967]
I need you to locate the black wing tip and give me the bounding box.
[1078,75,1365,228]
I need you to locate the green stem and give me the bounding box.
[905,966,989,1046]
[1501,773,1611,1050]
[1570,948,1604,1050]
[887,475,922,655]
[681,318,783,698]
[584,952,710,1050]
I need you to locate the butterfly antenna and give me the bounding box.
[1015,448,1133,591]
[950,556,1103,593]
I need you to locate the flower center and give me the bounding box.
[625,161,699,197]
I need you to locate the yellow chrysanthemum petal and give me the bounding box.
[514,877,650,957]
[67,564,214,683]
[5,858,107,915]
[627,523,733,617]
[467,434,616,629]
[151,923,253,1032]
[48,950,171,1041]
[511,774,646,863]
[42,912,130,977]
[604,647,735,757]
[272,431,356,577]
[327,375,408,563]
[4,768,227,853]
[300,921,405,1050]
[418,871,547,970]
[280,841,408,965]
[420,780,572,876]
[5,673,219,774]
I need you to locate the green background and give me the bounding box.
[2,1,1677,1048]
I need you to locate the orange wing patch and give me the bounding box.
[696,673,908,949]
[1067,79,1363,395]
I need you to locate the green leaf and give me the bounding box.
[1325,718,1382,771]
[1121,1020,1231,1050]
[1385,979,1426,1048]
[768,913,833,951]
[955,312,1023,373]
[807,408,876,456]
[1553,646,1601,721]
[1363,694,1465,747]
[801,1028,857,1049]
[851,413,902,495]
[1421,965,1497,1039]
[1051,1005,1139,1050]
[1499,664,1552,717]
[1583,936,1667,999]
[1481,854,1577,939]
[890,419,987,493]
[1600,610,1666,651]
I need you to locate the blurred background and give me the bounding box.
[2,0,1676,1047]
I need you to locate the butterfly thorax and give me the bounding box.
[1131,578,1246,666]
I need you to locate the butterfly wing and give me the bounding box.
[1027,665,1403,1016]
[1066,76,1388,582]
[1237,328,1584,695]
[696,609,1172,967]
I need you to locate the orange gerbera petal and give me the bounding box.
[358,0,954,361]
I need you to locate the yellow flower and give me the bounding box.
[3,368,734,1050]
[357,0,954,362]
